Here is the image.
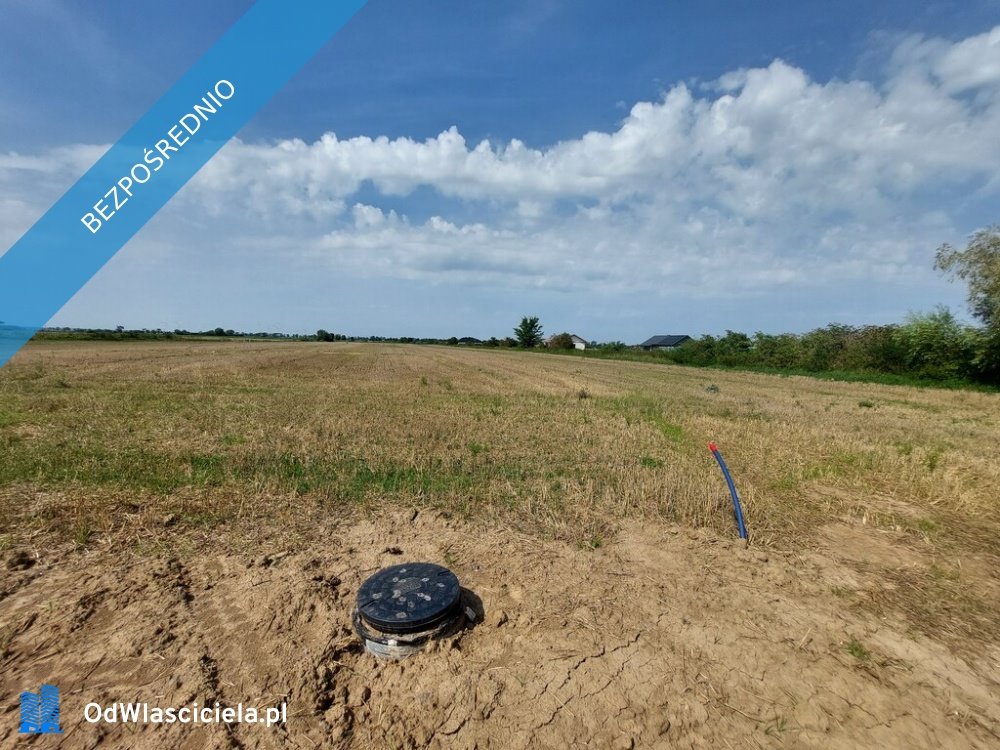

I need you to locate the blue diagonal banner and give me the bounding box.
[0,0,368,368]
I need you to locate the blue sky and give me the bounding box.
[1,0,999,341]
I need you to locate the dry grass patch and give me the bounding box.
[1,340,999,654]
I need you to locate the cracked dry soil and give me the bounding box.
[2,511,998,749]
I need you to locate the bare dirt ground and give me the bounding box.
[2,342,999,748]
[3,510,998,749]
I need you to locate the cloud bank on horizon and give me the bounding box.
[1,25,999,334]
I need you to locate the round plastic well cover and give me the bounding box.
[356,562,461,635]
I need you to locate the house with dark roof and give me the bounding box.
[639,334,692,351]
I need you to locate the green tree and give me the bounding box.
[514,316,544,348]
[969,327,1000,383]
[800,324,854,371]
[893,307,976,380]
[598,341,628,352]
[936,226,1000,328]
[715,330,753,365]
[316,329,332,342]
[548,332,574,350]
[752,332,802,369]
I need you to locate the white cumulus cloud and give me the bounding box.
[3,26,1000,300]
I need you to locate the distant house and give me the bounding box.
[548,333,590,350]
[640,334,692,351]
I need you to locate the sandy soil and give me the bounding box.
[2,510,998,749]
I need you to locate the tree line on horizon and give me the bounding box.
[29,227,999,386]
[613,228,1000,386]
[642,311,998,385]
[521,228,1000,387]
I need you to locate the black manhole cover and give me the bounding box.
[356,562,461,635]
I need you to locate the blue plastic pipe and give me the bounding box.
[708,442,748,540]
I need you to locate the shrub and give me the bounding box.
[549,332,574,350]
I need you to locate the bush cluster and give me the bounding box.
[655,308,998,385]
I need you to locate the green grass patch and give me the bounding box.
[73,520,94,549]
[928,563,959,582]
[599,394,686,443]
[846,638,871,661]
[0,409,24,428]
[801,449,877,480]
[923,447,944,472]
[770,473,799,491]
[0,440,493,503]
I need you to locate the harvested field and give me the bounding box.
[1,341,999,748]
